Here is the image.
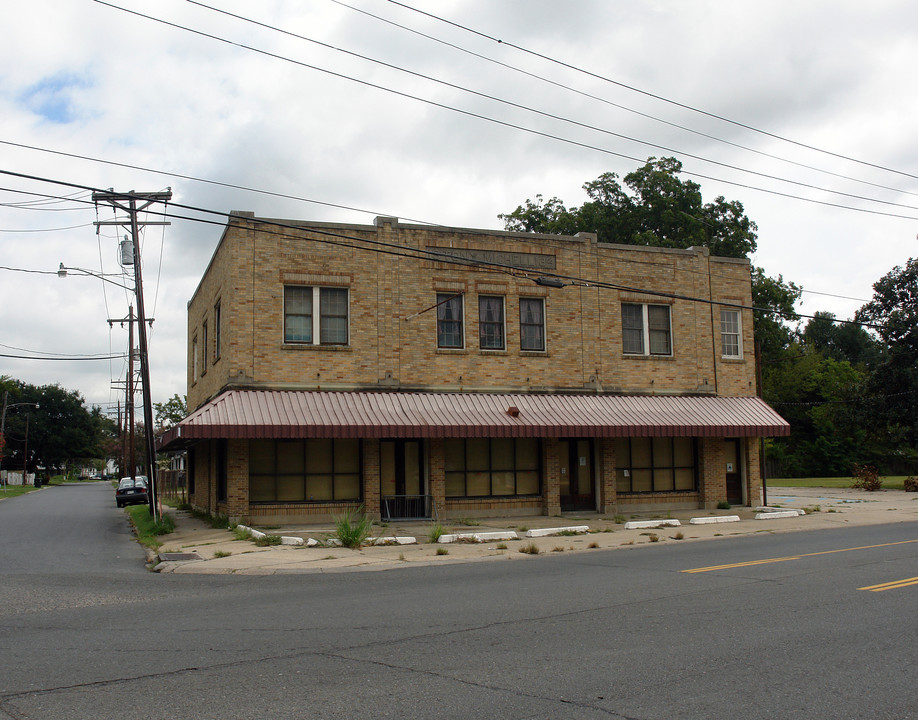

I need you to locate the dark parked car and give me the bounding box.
[115,476,149,508]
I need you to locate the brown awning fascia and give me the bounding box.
[158,390,790,451]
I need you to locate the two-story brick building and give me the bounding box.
[159,213,788,523]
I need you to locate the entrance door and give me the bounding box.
[724,439,743,506]
[559,439,595,511]
[380,440,427,519]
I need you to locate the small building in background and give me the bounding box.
[159,213,788,523]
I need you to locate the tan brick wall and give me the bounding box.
[187,218,758,409]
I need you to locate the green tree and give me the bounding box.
[0,381,116,476]
[500,157,758,258]
[855,257,918,449]
[154,393,187,430]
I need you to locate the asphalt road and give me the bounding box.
[1,483,916,719]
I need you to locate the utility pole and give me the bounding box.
[94,189,171,520]
[109,306,152,481]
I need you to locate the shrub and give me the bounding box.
[333,507,373,548]
[254,534,282,547]
[436,547,449,556]
[852,463,882,491]
[904,476,918,492]
[717,501,731,510]
[519,542,541,555]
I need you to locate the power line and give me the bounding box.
[331,0,918,201]
[87,2,918,221]
[385,0,918,183]
[0,166,884,330]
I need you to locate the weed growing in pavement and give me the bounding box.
[589,541,601,548]
[558,529,581,536]
[426,521,446,543]
[436,547,449,556]
[803,505,821,514]
[232,526,252,541]
[647,533,660,543]
[614,514,626,524]
[519,543,540,555]
[496,543,508,550]
[254,535,282,547]
[213,550,232,559]
[717,501,731,510]
[333,508,374,549]
[551,546,565,553]
[673,532,685,540]
[454,517,480,527]
[517,525,530,533]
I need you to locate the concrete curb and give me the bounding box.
[439,531,519,544]
[525,525,590,538]
[689,515,741,525]
[624,519,681,530]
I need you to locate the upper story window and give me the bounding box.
[436,293,464,348]
[720,309,741,358]
[201,320,208,375]
[479,295,505,350]
[192,334,199,380]
[520,297,545,351]
[622,303,672,356]
[284,286,349,345]
[213,300,221,362]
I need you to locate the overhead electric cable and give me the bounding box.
[329,0,917,200]
[386,0,918,183]
[88,2,918,219]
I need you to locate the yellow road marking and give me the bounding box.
[682,538,918,574]
[859,576,918,592]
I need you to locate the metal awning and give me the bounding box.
[158,390,789,450]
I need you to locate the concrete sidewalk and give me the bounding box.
[150,486,918,575]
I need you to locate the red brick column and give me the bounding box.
[225,439,249,521]
[428,438,446,519]
[599,438,617,514]
[543,438,561,516]
[362,440,381,519]
[698,436,726,509]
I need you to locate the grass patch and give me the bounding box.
[232,526,252,541]
[673,531,685,540]
[551,545,565,553]
[126,506,175,550]
[717,501,731,510]
[768,476,908,490]
[333,507,373,549]
[613,514,626,524]
[519,542,541,555]
[213,550,232,559]
[185,506,233,529]
[0,484,38,500]
[496,542,508,550]
[254,534,282,547]
[436,547,449,556]
[454,517,480,527]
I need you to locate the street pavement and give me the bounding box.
[152,485,918,574]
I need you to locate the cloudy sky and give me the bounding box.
[1,0,916,417]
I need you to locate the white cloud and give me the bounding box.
[1,0,917,413]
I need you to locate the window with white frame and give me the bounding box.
[622,303,672,356]
[284,286,349,345]
[479,295,505,350]
[520,297,545,351]
[720,309,741,358]
[436,293,464,348]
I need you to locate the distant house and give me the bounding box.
[159,214,788,523]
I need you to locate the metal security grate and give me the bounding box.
[381,495,433,521]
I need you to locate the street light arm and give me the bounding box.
[57,264,135,291]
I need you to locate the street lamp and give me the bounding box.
[57,264,134,291]
[0,395,40,487]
